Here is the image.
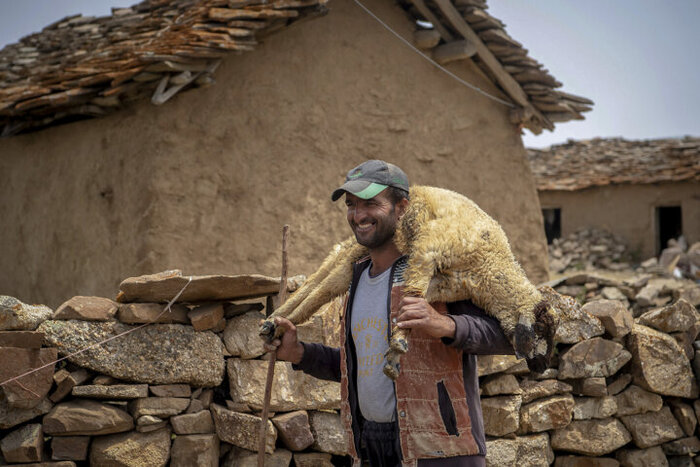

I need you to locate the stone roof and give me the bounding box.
[0,0,592,136]
[527,137,700,191]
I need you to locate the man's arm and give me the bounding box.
[443,300,514,355]
[264,317,341,382]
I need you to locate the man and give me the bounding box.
[267,160,513,466]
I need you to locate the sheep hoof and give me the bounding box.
[259,320,276,342]
[383,349,401,380]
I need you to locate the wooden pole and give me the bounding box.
[258,225,289,467]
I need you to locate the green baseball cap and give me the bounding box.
[332,160,410,201]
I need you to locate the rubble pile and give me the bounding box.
[549,228,632,273]
[641,240,700,281]
[1,268,700,466]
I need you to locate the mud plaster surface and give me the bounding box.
[0,0,548,307]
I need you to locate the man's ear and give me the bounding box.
[396,198,410,218]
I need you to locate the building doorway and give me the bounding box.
[542,208,561,244]
[656,206,682,254]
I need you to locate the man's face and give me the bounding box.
[345,190,405,249]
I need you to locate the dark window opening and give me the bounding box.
[656,206,682,255]
[542,208,561,244]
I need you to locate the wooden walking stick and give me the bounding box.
[258,224,290,467]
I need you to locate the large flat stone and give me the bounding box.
[620,406,685,448]
[615,446,668,467]
[572,396,617,420]
[558,337,631,379]
[0,296,52,331]
[485,433,553,467]
[0,347,57,408]
[227,359,340,411]
[477,355,524,376]
[89,427,170,466]
[210,403,276,454]
[627,324,697,397]
[519,394,574,434]
[0,331,43,348]
[171,434,219,467]
[117,269,295,303]
[128,397,189,418]
[223,310,266,359]
[638,299,699,333]
[149,384,191,398]
[482,395,521,436]
[309,410,347,455]
[116,302,189,324]
[551,418,632,456]
[615,385,663,416]
[0,397,52,430]
[53,296,118,321]
[582,300,634,337]
[520,379,572,404]
[43,400,134,436]
[0,423,43,463]
[38,320,225,386]
[71,384,148,400]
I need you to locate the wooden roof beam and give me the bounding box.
[409,0,454,42]
[432,0,554,132]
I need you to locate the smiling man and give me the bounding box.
[267,160,513,467]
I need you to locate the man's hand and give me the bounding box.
[396,296,456,339]
[262,317,305,364]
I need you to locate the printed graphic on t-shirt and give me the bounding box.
[352,316,388,378]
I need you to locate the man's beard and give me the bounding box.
[353,206,398,249]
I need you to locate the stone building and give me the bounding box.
[528,137,700,259]
[0,0,591,306]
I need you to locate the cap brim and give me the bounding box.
[331,181,388,201]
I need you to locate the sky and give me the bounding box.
[1,1,699,148]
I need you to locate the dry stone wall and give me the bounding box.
[1,268,700,466]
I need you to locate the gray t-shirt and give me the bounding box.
[350,266,396,423]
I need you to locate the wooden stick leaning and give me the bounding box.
[258,224,290,467]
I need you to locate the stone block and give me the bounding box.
[607,373,632,395]
[228,359,340,411]
[272,410,314,451]
[72,384,148,399]
[551,418,632,456]
[116,302,189,324]
[38,320,225,386]
[482,395,521,436]
[49,369,90,403]
[554,456,620,467]
[519,394,574,433]
[0,347,57,409]
[53,296,118,321]
[294,451,333,466]
[128,397,189,418]
[223,447,293,467]
[0,331,43,348]
[0,396,52,430]
[224,301,264,318]
[485,433,553,467]
[0,295,52,331]
[171,434,219,467]
[188,303,224,331]
[309,410,347,455]
[223,310,266,359]
[171,410,215,434]
[638,299,699,333]
[135,415,167,433]
[520,379,572,404]
[89,427,170,466]
[210,403,276,454]
[569,377,608,397]
[614,385,663,416]
[0,423,43,462]
[582,300,634,337]
[616,446,668,467]
[627,324,697,397]
[51,436,90,461]
[559,337,631,379]
[545,287,604,344]
[477,355,523,376]
[671,401,698,436]
[149,384,191,398]
[572,396,617,420]
[43,400,133,436]
[481,374,522,396]
[663,436,700,456]
[621,406,685,448]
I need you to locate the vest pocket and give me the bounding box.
[436,381,459,436]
